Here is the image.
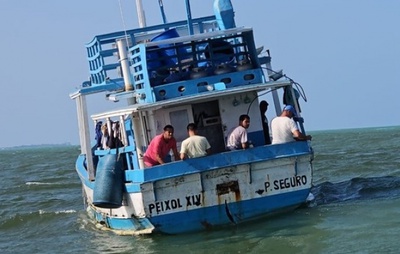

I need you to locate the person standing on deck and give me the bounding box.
[259,100,271,145]
[227,114,251,150]
[180,123,211,160]
[100,123,110,149]
[271,105,312,144]
[143,125,180,167]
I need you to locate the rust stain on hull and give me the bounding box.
[216,180,241,201]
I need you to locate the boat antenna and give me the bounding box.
[158,0,168,24]
[185,0,194,35]
[263,67,308,102]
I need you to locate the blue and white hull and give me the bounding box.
[77,142,313,235]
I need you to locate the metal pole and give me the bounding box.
[158,0,167,24]
[264,51,282,116]
[135,0,146,28]
[185,0,194,35]
[76,95,95,181]
[116,39,134,92]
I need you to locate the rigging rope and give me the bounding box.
[117,0,131,52]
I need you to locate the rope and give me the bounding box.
[263,67,308,102]
[246,87,279,115]
[117,0,131,51]
[246,67,307,115]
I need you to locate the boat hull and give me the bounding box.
[78,142,313,235]
[71,0,315,237]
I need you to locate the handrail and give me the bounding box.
[85,15,217,48]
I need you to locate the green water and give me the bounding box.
[1,126,399,253]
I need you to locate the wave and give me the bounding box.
[24,181,81,191]
[26,181,54,185]
[310,176,400,205]
[0,209,77,230]
[39,209,77,215]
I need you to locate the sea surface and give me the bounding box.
[1,126,400,254]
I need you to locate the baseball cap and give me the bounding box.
[283,105,297,116]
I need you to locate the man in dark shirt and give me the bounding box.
[260,100,271,145]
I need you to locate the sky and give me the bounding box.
[0,0,399,148]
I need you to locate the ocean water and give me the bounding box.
[1,126,400,254]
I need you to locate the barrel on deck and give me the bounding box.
[93,154,124,208]
[151,28,187,66]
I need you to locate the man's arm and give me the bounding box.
[180,152,187,160]
[293,130,312,141]
[154,138,165,164]
[155,153,165,165]
[173,147,181,161]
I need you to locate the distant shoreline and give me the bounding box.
[0,143,77,150]
[2,125,399,149]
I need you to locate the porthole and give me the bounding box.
[220,78,231,84]
[243,74,254,81]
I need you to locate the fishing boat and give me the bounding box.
[70,0,314,235]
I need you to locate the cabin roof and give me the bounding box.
[90,80,291,121]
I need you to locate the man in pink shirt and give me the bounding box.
[143,125,180,167]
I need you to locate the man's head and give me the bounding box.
[239,114,250,129]
[163,125,174,140]
[259,100,269,113]
[283,105,297,118]
[186,123,198,136]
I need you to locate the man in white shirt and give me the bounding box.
[271,105,312,144]
[180,123,211,159]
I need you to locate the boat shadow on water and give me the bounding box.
[308,176,400,206]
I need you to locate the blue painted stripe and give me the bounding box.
[149,189,310,234]
[89,188,310,234]
[76,142,312,192]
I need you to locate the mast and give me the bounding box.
[135,0,146,28]
[185,0,194,35]
[158,0,168,24]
